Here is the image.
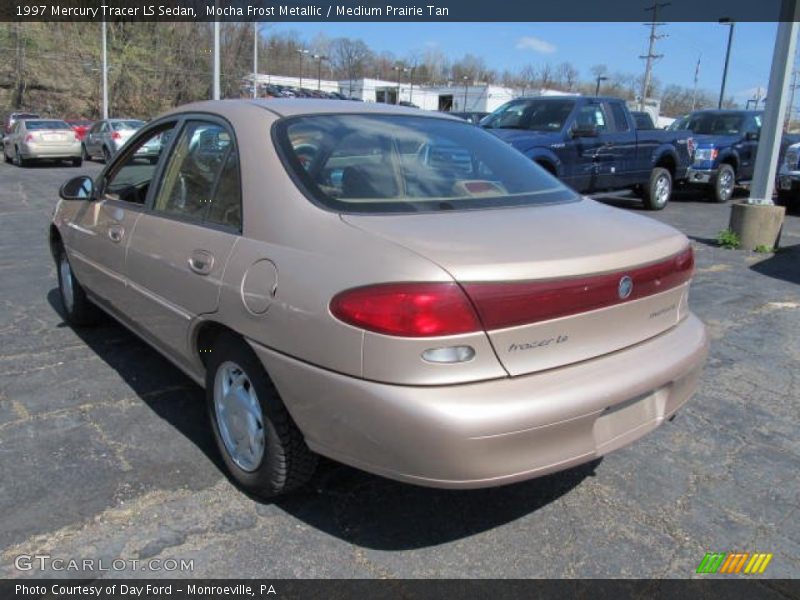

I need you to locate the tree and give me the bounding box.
[556,62,578,91]
[330,37,371,94]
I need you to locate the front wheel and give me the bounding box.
[712,163,735,203]
[56,246,99,326]
[206,334,317,498]
[14,147,29,167]
[642,167,672,210]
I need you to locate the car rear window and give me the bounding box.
[275,114,577,214]
[24,120,71,130]
[111,120,144,131]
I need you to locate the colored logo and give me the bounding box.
[618,276,633,299]
[696,552,773,575]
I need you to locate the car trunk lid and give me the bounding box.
[342,199,693,376]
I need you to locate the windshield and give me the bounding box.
[481,99,576,132]
[25,120,71,130]
[111,120,144,131]
[276,114,576,214]
[675,113,746,135]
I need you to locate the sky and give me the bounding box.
[263,21,790,108]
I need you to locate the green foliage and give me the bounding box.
[754,244,774,254]
[716,228,741,249]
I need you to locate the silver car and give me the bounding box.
[81,119,145,162]
[3,119,82,167]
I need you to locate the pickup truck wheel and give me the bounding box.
[713,164,735,203]
[642,167,672,210]
[56,246,99,326]
[206,333,317,498]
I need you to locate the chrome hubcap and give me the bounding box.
[213,361,265,472]
[59,255,74,313]
[719,171,733,198]
[655,175,670,205]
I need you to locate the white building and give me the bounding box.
[245,73,581,113]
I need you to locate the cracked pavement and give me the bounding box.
[0,159,798,579]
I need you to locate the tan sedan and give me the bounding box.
[4,119,82,167]
[50,100,708,497]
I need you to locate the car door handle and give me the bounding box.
[108,225,124,243]
[188,250,214,275]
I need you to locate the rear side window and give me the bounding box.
[153,120,240,229]
[609,103,631,132]
[275,114,577,214]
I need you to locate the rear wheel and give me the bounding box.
[777,188,799,213]
[14,146,29,167]
[71,157,83,168]
[712,163,735,203]
[206,334,317,498]
[81,144,91,161]
[102,146,112,163]
[642,167,672,210]
[56,246,99,326]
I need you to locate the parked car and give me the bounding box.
[631,111,656,130]
[3,118,81,167]
[3,111,40,136]
[81,118,145,162]
[50,99,708,497]
[777,141,800,210]
[66,119,94,141]
[481,96,695,210]
[675,110,762,203]
[449,111,490,125]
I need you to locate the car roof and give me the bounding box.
[158,99,462,121]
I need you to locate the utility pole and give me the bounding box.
[639,2,670,112]
[785,70,798,132]
[102,21,108,118]
[718,18,735,109]
[253,22,258,99]
[691,54,701,111]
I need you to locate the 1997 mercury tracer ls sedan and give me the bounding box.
[50,100,709,497]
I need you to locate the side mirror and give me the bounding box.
[572,125,599,138]
[745,131,759,141]
[59,176,94,201]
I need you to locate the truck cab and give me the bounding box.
[481,96,693,210]
[678,110,762,203]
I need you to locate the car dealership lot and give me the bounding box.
[0,161,798,579]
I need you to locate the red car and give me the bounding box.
[66,119,93,141]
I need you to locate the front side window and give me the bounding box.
[277,114,577,214]
[481,99,576,132]
[684,113,745,135]
[152,121,234,222]
[103,122,176,205]
[574,104,608,132]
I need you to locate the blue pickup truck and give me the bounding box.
[673,110,762,203]
[480,96,694,210]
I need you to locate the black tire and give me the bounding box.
[102,146,112,163]
[777,188,799,213]
[642,167,672,210]
[71,157,83,168]
[712,163,735,203]
[3,146,11,163]
[14,147,28,168]
[56,245,99,326]
[206,333,317,498]
[81,144,91,161]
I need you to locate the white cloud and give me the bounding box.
[515,36,557,55]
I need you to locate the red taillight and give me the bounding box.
[462,246,694,331]
[687,137,696,158]
[25,134,34,142]
[111,131,121,140]
[330,282,482,337]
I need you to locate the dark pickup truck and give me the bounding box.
[674,110,762,203]
[481,96,694,209]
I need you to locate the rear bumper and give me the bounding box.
[21,143,81,159]
[250,314,709,489]
[687,167,717,185]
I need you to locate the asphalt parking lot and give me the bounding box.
[0,159,798,580]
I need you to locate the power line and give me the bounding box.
[639,1,670,111]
